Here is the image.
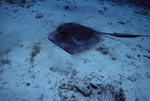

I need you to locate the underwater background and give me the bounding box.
[0,0,150,101]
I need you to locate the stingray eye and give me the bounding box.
[57,29,67,40]
[58,27,64,31]
[58,32,65,40]
[58,27,61,31]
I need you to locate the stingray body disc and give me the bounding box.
[48,23,100,54]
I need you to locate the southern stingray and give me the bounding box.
[48,23,150,54]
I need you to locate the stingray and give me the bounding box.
[48,23,150,54]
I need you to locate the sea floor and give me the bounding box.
[0,0,150,101]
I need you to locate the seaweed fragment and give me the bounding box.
[30,45,41,62]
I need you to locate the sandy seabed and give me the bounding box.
[0,0,150,101]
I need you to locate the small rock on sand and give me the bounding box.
[35,13,44,18]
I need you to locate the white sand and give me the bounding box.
[0,0,150,101]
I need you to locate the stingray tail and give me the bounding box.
[100,32,150,38]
